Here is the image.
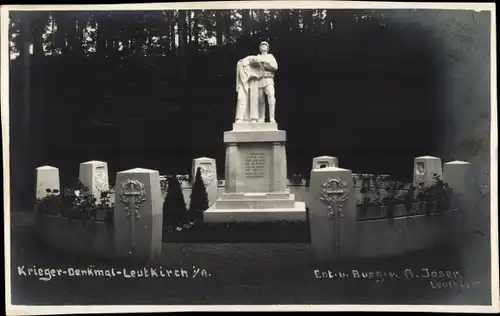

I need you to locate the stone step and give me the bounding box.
[213,197,296,209]
[220,192,292,200]
[232,122,278,131]
[204,202,307,223]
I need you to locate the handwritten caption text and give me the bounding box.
[313,268,477,289]
[17,265,212,282]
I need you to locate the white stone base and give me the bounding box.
[232,122,278,131]
[213,192,296,209]
[203,201,307,223]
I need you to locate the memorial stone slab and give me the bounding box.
[309,166,356,261]
[114,168,163,261]
[79,160,110,202]
[204,122,305,223]
[443,160,472,246]
[443,160,471,194]
[413,156,443,187]
[312,156,339,170]
[35,166,60,199]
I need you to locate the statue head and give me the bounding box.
[259,41,270,54]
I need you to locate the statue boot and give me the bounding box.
[268,98,276,123]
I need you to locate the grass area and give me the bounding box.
[162,220,311,243]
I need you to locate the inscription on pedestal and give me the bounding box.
[199,162,214,186]
[245,152,266,179]
[95,166,107,192]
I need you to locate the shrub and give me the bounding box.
[371,191,383,210]
[433,176,454,212]
[188,167,209,224]
[383,181,400,218]
[72,185,98,220]
[416,174,454,215]
[357,189,372,216]
[159,177,168,193]
[162,174,188,230]
[35,189,61,216]
[402,185,416,213]
[97,190,115,224]
[36,181,114,223]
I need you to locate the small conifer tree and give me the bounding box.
[188,167,209,224]
[162,175,188,230]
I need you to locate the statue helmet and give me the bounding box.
[259,41,270,50]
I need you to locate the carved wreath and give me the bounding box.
[320,177,350,219]
[119,179,147,220]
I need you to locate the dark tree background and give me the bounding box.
[8,9,491,212]
[162,175,188,229]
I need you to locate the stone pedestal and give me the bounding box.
[309,166,356,262]
[204,122,306,223]
[413,155,443,187]
[35,166,60,199]
[312,156,339,170]
[443,160,472,246]
[114,168,163,261]
[443,160,471,194]
[191,157,218,207]
[79,160,110,201]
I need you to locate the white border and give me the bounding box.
[1,1,498,314]
[0,2,497,11]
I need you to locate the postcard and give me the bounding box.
[2,1,498,314]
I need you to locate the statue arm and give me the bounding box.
[237,61,252,92]
[262,55,278,72]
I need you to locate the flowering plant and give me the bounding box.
[356,187,372,216]
[401,184,417,212]
[416,174,454,214]
[160,178,168,192]
[37,180,114,223]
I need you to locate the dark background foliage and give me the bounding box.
[8,9,491,213]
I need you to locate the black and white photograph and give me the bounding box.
[2,1,498,314]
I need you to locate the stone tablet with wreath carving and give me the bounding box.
[309,166,356,261]
[35,165,60,199]
[114,168,163,261]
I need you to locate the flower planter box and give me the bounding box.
[356,209,459,258]
[94,209,112,222]
[416,200,439,215]
[357,204,404,221]
[357,201,450,221]
[38,213,115,259]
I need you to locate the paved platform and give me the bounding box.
[203,201,307,223]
